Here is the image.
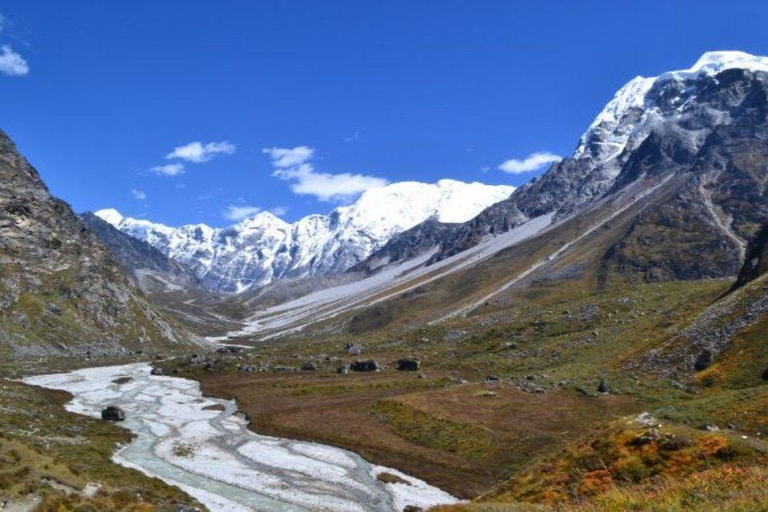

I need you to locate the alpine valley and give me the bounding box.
[8,50,768,512]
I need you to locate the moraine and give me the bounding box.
[22,363,459,512]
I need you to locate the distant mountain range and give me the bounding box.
[95,180,514,292]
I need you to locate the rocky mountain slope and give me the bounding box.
[80,212,199,293]
[97,180,514,292]
[363,51,768,283]
[215,51,768,344]
[0,130,201,357]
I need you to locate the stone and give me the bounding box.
[301,362,319,371]
[694,349,714,371]
[150,367,164,376]
[337,364,350,375]
[344,343,363,356]
[101,406,125,422]
[395,358,420,371]
[351,360,380,372]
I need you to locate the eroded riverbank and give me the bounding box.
[22,363,459,512]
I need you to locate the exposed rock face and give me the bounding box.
[0,129,198,357]
[80,212,199,293]
[351,219,460,275]
[363,52,768,283]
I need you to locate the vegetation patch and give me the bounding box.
[368,400,495,460]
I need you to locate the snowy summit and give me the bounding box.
[97,179,514,292]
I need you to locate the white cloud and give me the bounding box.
[264,146,388,202]
[498,152,562,174]
[150,163,186,176]
[262,146,314,168]
[223,205,262,221]
[131,189,147,200]
[167,141,236,163]
[0,45,28,76]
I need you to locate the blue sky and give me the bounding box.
[2,1,767,226]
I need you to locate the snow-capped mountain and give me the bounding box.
[97,179,514,292]
[365,51,768,277]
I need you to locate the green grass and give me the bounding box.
[367,399,496,461]
[0,377,200,510]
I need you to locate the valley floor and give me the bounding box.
[163,276,768,511]
[6,277,768,511]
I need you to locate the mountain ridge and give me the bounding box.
[97,179,514,292]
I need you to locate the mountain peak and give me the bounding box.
[95,208,124,226]
[684,50,768,76]
[234,210,291,231]
[102,179,513,292]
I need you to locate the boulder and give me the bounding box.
[597,377,609,393]
[345,343,363,356]
[351,360,380,372]
[150,367,164,376]
[301,362,319,371]
[395,358,420,371]
[101,406,125,422]
[337,364,350,375]
[694,349,714,371]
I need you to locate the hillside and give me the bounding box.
[0,129,203,358]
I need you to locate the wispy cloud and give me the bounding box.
[0,45,28,76]
[167,141,235,163]
[263,146,388,202]
[150,163,186,177]
[131,189,147,200]
[263,146,314,168]
[498,152,561,174]
[269,206,289,217]
[223,205,262,221]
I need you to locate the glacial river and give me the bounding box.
[23,363,459,512]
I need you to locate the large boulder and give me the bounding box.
[101,406,125,422]
[395,359,420,371]
[351,360,380,372]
